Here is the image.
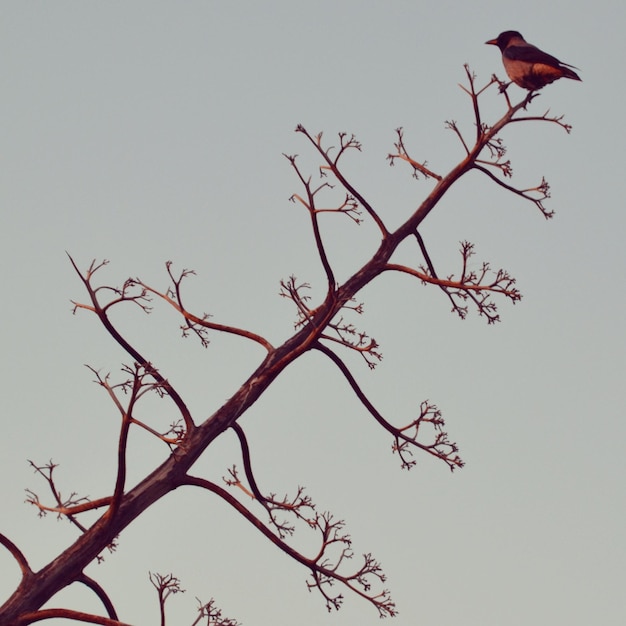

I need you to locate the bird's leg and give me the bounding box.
[522,91,539,110]
[491,74,511,94]
[501,85,514,109]
[491,74,513,108]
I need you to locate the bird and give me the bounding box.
[486,31,581,90]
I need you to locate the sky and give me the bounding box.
[1,1,625,625]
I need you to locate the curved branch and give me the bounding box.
[0,533,32,579]
[68,255,196,433]
[510,110,572,133]
[384,262,518,297]
[314,342,463,471]
[182,475,396,616]
[25,493,112,518]
[466,65,485,142]
[149,572,184,626]
[138,268,274,353]
[295,125,389,237]
[283,155,336,291]
[183,474,314,566]
[192,598,240,626]
[228,423,316,538]
[2,71,574,623]
[26,461,89,533]
[413,229,462,314]
[387,127,442,180]
[472,164,553,218]
[317,314,382,369]
[230,423,265,503]
[17,608,132,625]
[76,574,120,621]
[85,366,135,518]
[384,256,520,324]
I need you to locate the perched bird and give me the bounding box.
[486,31,581,90]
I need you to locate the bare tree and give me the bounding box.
[0,68,573,624]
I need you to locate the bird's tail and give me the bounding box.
[561,64,582,81]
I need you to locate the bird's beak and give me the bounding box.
[485,38,498,46]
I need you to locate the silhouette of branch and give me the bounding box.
[413,229,467,316]
[1,69,575,624]
[24,487,111,518]
[227,423,315,538]
[510,110,572,133]
[284,153,335,287]
[458,65,497,142]
[69,255,195,433]
[16,333,168,553]
[385,240,521,323]
[87,363,182,517]
[387,127,442,180]
[134,262,273,352]
[16,609,132,625]
[295,125,389,236]
[315,342,464,471]
[25,461,91,532]
[191,598,240,626]
[279,277,381,366]
[464,74,568,219]
[183,474,396,617]
[149,573,239,626]
[474,165,553,218]
[25,361,185,526]
[150,572,184,626]
[76,574,121,622]
[279,275,315,327]
[91,365,186,449]
[284,153,362,291]
[0,533,32,578]
[319,314,382,369]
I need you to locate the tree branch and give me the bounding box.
[384,243,521,324]
[0,533,32,579]
[295,125,389,237]
[315,342,464,471]
[135,262,274,352]
[1,70,574,623]
[76,574,121,622]
[16,608,132,625]
[68,255,196,434]
[183,474,396,616]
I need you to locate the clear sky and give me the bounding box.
[1,2,624,625]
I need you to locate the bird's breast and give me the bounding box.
[503,58,564,90]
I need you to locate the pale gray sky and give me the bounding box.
[1,2,625,625]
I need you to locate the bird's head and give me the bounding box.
[486,31,525,51]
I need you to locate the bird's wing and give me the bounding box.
[558,61,580,70]
[504,43,565,67]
